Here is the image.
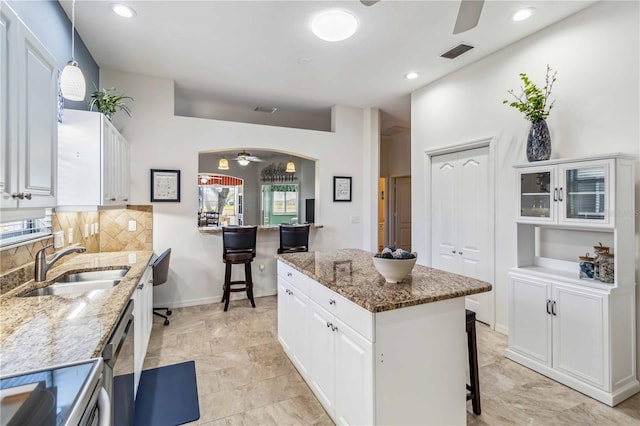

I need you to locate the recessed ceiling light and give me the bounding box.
[110,3,137,18]
[311,9,358,42]
[511,7,535,22]
[405,72,419,80]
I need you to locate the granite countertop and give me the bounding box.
[0,251,153,376]
[277,249,492,313]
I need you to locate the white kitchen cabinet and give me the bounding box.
[277,276,311,378]
[1,1,57,215]
[508,153,638,406]
[58,109,130,208]
[132,265,153,396]
[516,158,614,228]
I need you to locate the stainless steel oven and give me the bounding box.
[102,300,134,426]
[0,358,110,426]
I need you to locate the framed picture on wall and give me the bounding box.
[333,176,352,202]
[151,169,181,202]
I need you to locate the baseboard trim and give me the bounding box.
[494,323,509,336]
[154,290,277,309]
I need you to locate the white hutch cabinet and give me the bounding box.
[507,153,638,406]
[57,109,130,208]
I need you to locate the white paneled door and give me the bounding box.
[431,146,493,325]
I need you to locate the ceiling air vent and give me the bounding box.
[440,43,474,59]
[254,106,278,114]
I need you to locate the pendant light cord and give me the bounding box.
[70,0,76,62]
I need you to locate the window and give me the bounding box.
[0,208,52,248]
[272,187,298,215]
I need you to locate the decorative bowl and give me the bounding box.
[372,256,417,283]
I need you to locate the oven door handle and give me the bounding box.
[102,300,134,363]
[98,386,111,426]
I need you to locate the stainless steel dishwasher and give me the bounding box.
[102,300,134,426]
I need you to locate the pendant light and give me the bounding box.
[286,160,296,173]
[60,0,86,101]
[218,157,229,170]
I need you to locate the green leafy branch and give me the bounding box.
[503,65,557,122]
[89,87,133,119]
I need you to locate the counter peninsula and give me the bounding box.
[276,249,491,425]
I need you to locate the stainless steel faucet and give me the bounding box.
[35,244,87,282]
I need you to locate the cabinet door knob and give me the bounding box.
[24,192,32,200]
[326,321,332,328]
[287,272,292,277]
[451,249,456,254]
[458,251,463,255]
[329,299,336,305]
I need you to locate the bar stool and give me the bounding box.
[221,226,257,312]
[466,309,481,415]
[278,224,311,254]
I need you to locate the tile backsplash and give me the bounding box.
[0,206,153,293]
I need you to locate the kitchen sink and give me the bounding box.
[53,269,128,283]
[20,269,129,297]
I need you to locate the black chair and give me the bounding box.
[152,248,172,326]
[222,226,257,312]
[277,224,310,254]
[466,309,481,415]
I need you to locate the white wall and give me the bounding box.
[411,0,639,350]
[102,69,373,307]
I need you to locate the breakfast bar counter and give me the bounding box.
[275,248,492,425]
[0,251,153,376]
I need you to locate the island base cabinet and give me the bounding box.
[133,266,153,396]
[375,297,467,426]
[308,300,373,426]
[277,277,311,378]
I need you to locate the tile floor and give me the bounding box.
[144,296,640,425]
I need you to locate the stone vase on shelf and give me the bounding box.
[526,119,551,162]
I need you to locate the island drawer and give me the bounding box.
[277,261,313,296]
[307,279,373,342]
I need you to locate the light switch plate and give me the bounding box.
[90,223,95,235]
[128,220,137,231]
[68,228,73,243]
[94,223,99,233]
[53,231,64,248]
[84,224,89,238]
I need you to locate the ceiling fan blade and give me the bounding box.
[453,0,485,34]
[360,0,381,6]
[247,157,264,162]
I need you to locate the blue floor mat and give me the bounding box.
[114,361,200,426]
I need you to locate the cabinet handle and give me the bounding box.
[287,272,292,277]
[326,321,332,328]
[110,198,116,201]
[24,192,32,200]
[123,198,128,201]
[552,301,557,316]
[11,192,24,200]
[451,249,456,254]
[138,283,144,290]
[558,187,563,202]
[329,299,336,305]
[546,299,551,315]
[458,251,463,255]
[332,324,338,332]
[553,188,558,202]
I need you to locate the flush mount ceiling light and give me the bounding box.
[110,3,137,18]
[405,72,419,80]
[218,158,229,170]
[311,9,358,42]
[286,161,296,173]
[60,0,86,101]
[511,7,535,22]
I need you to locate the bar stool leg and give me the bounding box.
[223,262,232,312]
[245,262,256,308]
[467,312,481,415]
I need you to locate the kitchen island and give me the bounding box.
[276,249,492,425]
[0,251,153,376]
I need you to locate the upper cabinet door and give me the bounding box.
[17,20,57,208]
[558,160,613,227]
[0,4,18,208]
[516,165,557,224]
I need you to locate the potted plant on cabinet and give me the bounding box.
[89,87,133,121]
[503,65,557,162]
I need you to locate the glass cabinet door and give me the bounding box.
[560,160,611,225]
[518,169,554,222]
